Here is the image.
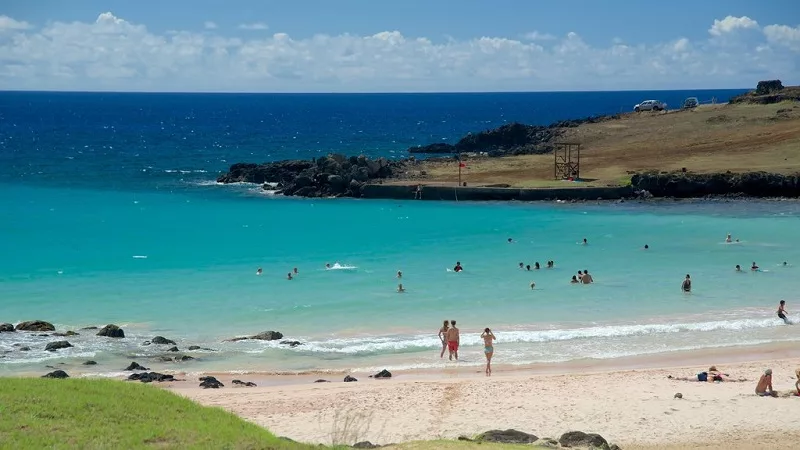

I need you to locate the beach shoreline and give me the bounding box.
[168,352,800,448]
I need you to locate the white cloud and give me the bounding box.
[523,31,556,41]
[238,22,268,31]
[0,15,32,31]
[0,12,797,92]
[709,15,759,36]
[204,21,217,30]
[763,24,800,51]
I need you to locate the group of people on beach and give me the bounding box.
[437,320,496,375]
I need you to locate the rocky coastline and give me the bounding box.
[407,114,620,156]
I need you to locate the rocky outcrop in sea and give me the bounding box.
[217,154,406,198]
[408,115,620,156]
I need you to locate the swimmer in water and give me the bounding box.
[571,275,579,284]
[726,233,732,243]
[397,283,405,293]
[582,238,588,245]
[293,267,298,274]
[547,260,554,268]
[751,262,759,271]
[453,262,463,272]
[682,274,691,292]
[783,261,788,267]
[287,272,293,280]
[581,269,594,284]
[519,263,524,269]
[526,264,531,271]
[397,270,402,278]
[735,264,742,272]
[256,267,263,275]
[644,244,649,250]
[325,263,331,269]
[534,262,540,270]
[530,282,536,290]
[508,238,513,243]
[577,270,583,281]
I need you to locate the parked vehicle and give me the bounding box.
[682,97,699,109]
[634,100,667,112]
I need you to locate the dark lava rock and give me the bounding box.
[188,345,201,350]
[630,171,800,199]
[96,324,125,338]
[45,341,73,351]
[476,429,539,444]
[83,360,97,365]
[80,326,99,330]
[15,320,55,332]
[217,154,404,199]
[559,431,609,449]
[457,435,473,442]
[232,379,257,387]
[370,369,392,379]
[314,379,330,383]
[151,336,176,345]
[53,331,79,337]
[199,376,224,389]
[167,346,179,352]
[344,375,358,382]
[42,370,69,379]
[178,355,194,361]
[352,442,379,449]
[154,356,174,362]
[37,334,50,337]
[0,323,14,332]
[128,372,174,383]
[18,346,31,351]
[279,340,302,347]
[124,362,150,371]
[250,331,284,341]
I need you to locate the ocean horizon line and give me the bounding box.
[0,87,750,96]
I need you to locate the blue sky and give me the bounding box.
[1,0,799,92]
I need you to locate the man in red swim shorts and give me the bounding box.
[446,320,460,361]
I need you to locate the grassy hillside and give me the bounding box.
[0,378,315,450]
[397,101,800,188]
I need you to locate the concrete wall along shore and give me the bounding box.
[361,184,634,201]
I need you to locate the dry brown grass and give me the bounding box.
[391,102,800,188]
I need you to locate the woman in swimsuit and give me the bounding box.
[438,320,449,358]
[481,327,496,376]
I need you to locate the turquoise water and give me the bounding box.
[2,183,799,375]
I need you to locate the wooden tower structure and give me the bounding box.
[553,142,581,180]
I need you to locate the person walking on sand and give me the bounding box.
[437,320,449,358]
[682,274,692,293]
[777,300,790,324]
[795,368,800,396]
[481,327,496,376]
[755,369,777,397]
[446,320,460,361]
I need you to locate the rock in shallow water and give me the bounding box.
[45,341,73,351]
[0,323,15,332]
[344,375,358,382]
[199,376,224,388]
[96,324,125,338]
[151,336,176,345]
[124,362,150,371]
[15,320,55,332]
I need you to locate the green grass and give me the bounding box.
[0,378,319,450]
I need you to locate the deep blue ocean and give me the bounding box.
[0,89,746,192]
[3,89,799,377]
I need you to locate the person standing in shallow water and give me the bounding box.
[446,320,460,360]
[682,274,691,292]
[481,327,496,376]
[437,320,449,358]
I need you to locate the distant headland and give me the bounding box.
[217,80,800,201]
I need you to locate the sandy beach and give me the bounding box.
[170,350,800,449]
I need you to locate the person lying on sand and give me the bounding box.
[755,369,778,397]
[667,366,746,382]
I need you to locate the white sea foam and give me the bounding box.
[132,255,148,259]
[325,263,358,270]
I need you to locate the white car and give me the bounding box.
[634,100,667,112]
